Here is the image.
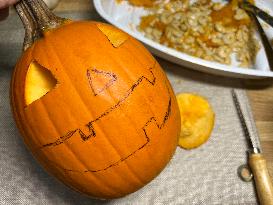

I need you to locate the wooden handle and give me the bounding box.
[249,153,273,205]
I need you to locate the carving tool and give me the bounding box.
[232,89,273,205]
[238,0,273,71]
[240,1,273,28]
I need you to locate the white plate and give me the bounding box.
[94,0,273,78]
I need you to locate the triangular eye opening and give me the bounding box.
[25,61,58,106]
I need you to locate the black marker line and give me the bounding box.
[41,61,156,148]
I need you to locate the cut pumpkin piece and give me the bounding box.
[97,23,128,48]
[25,61,57,106]
[176,93,215,149]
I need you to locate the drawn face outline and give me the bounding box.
[37,60,173,173]
[23,24,174,173]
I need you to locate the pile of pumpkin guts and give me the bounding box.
[130,0,260,67]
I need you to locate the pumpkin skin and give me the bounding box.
[11,21,181,199]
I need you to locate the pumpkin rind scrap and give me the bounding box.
[11,21,180,199]
[177,93,215,149]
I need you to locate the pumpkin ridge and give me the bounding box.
[119,40,159,123]
[31,99,60,147]
[39,38,118,173]
[129,37,156,64]
[39,99,86,170]
[44,36,100,134]
[119,45,158,115]
[23,61,54,147]
[14,50,43,148]
[88,58,157,183]
[143,91,172,130]
[85,49,155,184]
[108,52,159,170]
[44,34,98,122]
[90,80,147,184]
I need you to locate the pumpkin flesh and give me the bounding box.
[177,93,215,149]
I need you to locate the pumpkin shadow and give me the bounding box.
[157,58,273,90]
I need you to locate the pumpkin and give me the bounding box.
[11,0,180,199]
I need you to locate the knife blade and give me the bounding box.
[239,0,273,72]
[248,11,273,72]
[240,1,273,28]
[232,89,273,205]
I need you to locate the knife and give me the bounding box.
[240,1,273,28]
[248,11,273,72]
[239,0,273,72]
[232,89,273,205]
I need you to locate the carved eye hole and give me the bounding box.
[97,23,128,48]
[87,68,117,96]
[25,61,57,106]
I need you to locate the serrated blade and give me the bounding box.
[232,89,261,153]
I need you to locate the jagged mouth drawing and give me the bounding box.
[39,62,172,173]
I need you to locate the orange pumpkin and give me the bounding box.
[11,0,180,199]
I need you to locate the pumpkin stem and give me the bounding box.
[15,1,41,51]
[15,0,66,50]
[23,0,65,31]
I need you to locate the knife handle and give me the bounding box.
[249,153,273,205]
